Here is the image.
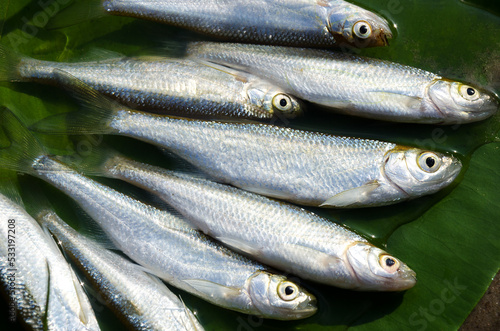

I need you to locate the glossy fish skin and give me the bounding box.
[2,48,302,119]
[102,0,392,48]
[28,156,317,320]
[102,155,417,291]
[36,209,204,331]
[188,42,499,124]
[0,194,100,331]
[104,110,461,208]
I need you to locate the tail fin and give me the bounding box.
[46,0,106,30]
[57,144,124,176]
[30,69,125,135]
[0,44,24,81]
[0,107,45,176]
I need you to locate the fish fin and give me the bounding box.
[30,69,124,135]
[183,279,241,300]
[215,236,262,256]
[75,48,126,62]
[0,173,24,207]
[68,267,94,326]
[320,180,381,207]
[0,107,45,175]
[196,60,251,83]
[366,92,422,109]
[56,143,122,176]
[46,0,106,30]
[318,99,355,109]
[178,295,202,331]
[238,185,295,201]
[0,44,25,82]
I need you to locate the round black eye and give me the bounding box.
[285,286,294,296]
[425,157,436,168]
[359,25,368,35]
[467,88,476,96]
[279,98,288,107]
[385,258,396,267]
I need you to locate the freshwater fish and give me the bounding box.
[0,110,317,320]
[188,42,499,124]
[90,152,416,291]
[0,46,302,120]
[49,0,392,48]
[33,71,462,208]
[35,207,204,330]
[0,193,100,330]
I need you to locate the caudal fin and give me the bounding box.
[46,0,106,30]
[30,69,125,135]
[0,44,24,81]
[0,108,45,176]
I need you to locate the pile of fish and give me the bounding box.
[0,0,498,330]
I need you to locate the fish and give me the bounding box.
[0,45,302,120]
[35,207,205,330]
[86,151,416,291]
[49,0,392,48]
[187,42,500,124]
[32,71,463,208]
[0,192,100,330]
[0,110,317,320]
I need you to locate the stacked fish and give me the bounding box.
[0,1,498,330]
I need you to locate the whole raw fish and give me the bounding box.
[33,71,463,208]
[95,153,417,291]
[0,46,302,119]
[0,111,317,320]
[188,42,499,124]
[36,208,204,330]
[50,0,392,48]
[0,193,100,330]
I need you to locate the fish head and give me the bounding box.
[327,4,393,48]
[247,271,317,320]
[246,82,303,118]
[425,79,499,123]
[346,243,416,291]
[382,147,462,198]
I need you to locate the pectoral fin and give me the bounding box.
[215,236,261,256]
[183,279,241,300]
[366,91,422,109]
[320,181,380,208]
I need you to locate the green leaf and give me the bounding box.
[0,0,499,330]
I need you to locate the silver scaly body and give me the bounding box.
[15,56,300,119]
[29,156,316,320]
[37,209,204,330]
[102,156,417,291]
[0,194,99,330]
[188,42,498,123]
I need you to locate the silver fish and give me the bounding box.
[0,193,100,331]
[36,208,204,330]
[0,46,302,119]
[98,154,417,291]
[188,42,499,124]
[33,72,463,208]
[52,0,392,48]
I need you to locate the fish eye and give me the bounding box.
[277,281,299,301]
[459,84,480,101]
[417,152,442,173]
[272,94,293,113]
[353,21,372,39]
[380,255,400,274]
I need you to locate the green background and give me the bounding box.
[0,0,499,330]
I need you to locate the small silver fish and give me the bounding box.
[32,71,463,208]
[188,42,499,124]
[36,208,204,330]
[98,154,417,291]
[0,193,100,331]
[51,0,392,48]
[0,46,302,120]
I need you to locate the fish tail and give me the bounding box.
[0,44,25,82]
[30,69,122,135]
[46,0,106,30]
[0,108,45,177]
